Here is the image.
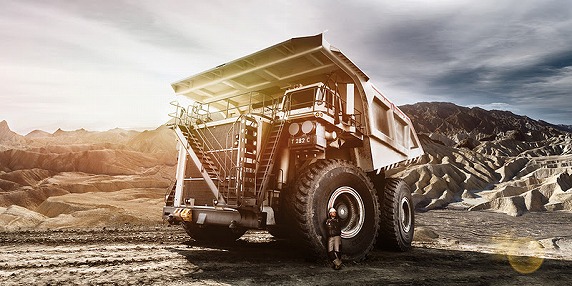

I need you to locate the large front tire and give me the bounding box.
[286,160,381,261]
[377,178,415,251]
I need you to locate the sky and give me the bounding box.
[1,0,571,134]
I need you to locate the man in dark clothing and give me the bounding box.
[325,207,342,269]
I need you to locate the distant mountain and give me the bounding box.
[0,120,176,155]
[555,124,572,133]
[26,127,140,146]
[25,130,53,138]
[399,102,565,143]
[0,120,26,145]
[127,125,176,154]
[392,102,572,216]
[52,128,89,137]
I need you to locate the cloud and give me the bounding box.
[1,0,571,133]
[340,0,572,124]
[467,102,520,113]
[0,1,185,133]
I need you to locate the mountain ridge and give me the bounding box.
[399,102,567,144]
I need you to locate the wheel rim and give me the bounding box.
[327,186,365,239]
[400,197,412,233]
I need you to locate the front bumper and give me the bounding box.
[163,205,269,229]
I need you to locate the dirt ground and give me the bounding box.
[1,210,571,285]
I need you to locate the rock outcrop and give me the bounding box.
[0,123,176,229]
[395,102,572,216]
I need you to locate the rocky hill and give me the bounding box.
[399,102,564,144]
[0,120,26,148]
[0,122,177,230]
[394,102,572,216]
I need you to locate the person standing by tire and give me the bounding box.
[325,207,342,270]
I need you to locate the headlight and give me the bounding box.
[289,122,300,136]
[301,121,315,134]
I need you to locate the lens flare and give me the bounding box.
[506,239,544,274]
[492,235,544,274]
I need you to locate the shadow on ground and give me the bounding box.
[171,236,572,285]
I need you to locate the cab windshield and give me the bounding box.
[287,87,317,110]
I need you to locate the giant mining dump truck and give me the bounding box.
[163,34,424,260]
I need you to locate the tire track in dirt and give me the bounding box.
[1,212,571,285]
[1,244,194,285]
[0,228,197,285]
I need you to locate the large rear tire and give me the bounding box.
[182,223,246,243]
[285,159,381,261]
[377,178,415,251]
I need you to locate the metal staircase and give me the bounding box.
[173,124,223,205]
[169,92,283,210]
[164,182,175,206]
[180,125,220,180]
[235,116,258,206]
[172,114,260,208]
[255,117,286,203]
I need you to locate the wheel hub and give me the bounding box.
[337,204,349,220]
[328,186,365,239]
[400,197,412,233]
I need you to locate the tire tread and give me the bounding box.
[285,159,381,261]
[378,178,414,252]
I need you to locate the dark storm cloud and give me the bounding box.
[498,50,572,83]
[372,19,455,64]
[336,0,572,124]
[431,67,491,90]
[429,48,572,99]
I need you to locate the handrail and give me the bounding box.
[170,101,229,188]
[283,85,364,132]
[173,125,224,204]
[190,126,228,179]
[170,93,284,208]
[255,107,289,204]
[175,102,231,169]
[194,91,280,122]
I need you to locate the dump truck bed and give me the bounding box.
[171,34,423,171]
